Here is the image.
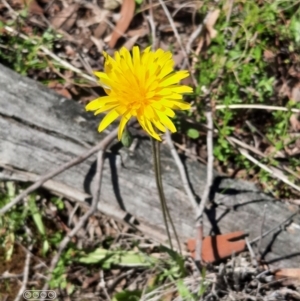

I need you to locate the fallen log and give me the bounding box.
[0,64,299,268]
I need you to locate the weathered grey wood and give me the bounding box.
[0,64,299,268]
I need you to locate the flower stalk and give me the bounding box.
[151,137,181,253]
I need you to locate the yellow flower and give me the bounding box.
[86,46,193,141]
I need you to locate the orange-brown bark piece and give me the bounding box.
[187,231,246,263]
[108,0,135,49]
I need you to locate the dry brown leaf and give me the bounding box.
[93,22,109,39]
[288,65,300,79]
[77,10,109,28]
[82,273,100,289]
[193,9,220,58]
[275,269,300,283]
[290,113,300,131]
[104,0,122,10]
[122,35,139,51]
[48,82,72,99]
[173,51,184,67]
[21,0,43,15]
[205,9,220,40]
[127,27,149,38]
[264,145,286,159]
[90,36,104,53]
[122,27,148,50]
[64,45,76,58]
[108,0,135,49]
[291,83,300,102]
[289,84,300,131]
[263,49,275,61]
[50,4,79,30]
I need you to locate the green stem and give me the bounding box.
[151,138,182,253]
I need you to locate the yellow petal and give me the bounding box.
[155,111,177,133]
[144,118,161,140]
[86,99,102,111]
[143,46,151,54]
[161,100,191,110]
[98,76,118,90]
[86,96,119,111]
[117,112,131,140]
[98,110,120,132]
[151,102,175,117]
[152,119,166,133]
[170,85,193,94]
[145,105,166,132]
[94,103,119,115]
[137,114,160,141]
[168,92,185,99]
[159,70,190,87]
[158,64,173,79]
[94,71,106,79]
[154,48,165,58]
[121,47,134,70]
[157,88,173,96]
[161,107,175,117]
[132,46,141,65]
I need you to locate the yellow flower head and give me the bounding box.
[86,46,193,141]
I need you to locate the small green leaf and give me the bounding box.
[112,290,141,301]
[121,128,133,148]
[28,195,45,236]
[4,233,15,261]
[42,240,50,256]
[187,128,199,139]
[177,279,194,300]
[78,248,156,268]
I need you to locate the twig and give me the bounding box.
[216,104,300,114]
[14,228,33,301]
[195,94,214,263]
[145,0,156,48]
[157,0,197,86]
[238,148,300,193]
[157,0,186,56]
[2,0,18,17]
[227,136,265,158]
[227,135,300,193]
[225,0,234,24]
[0,272,23,279]
[245,237,258,267]
[4,26,96,84]
[173,141,206,164]
[0,127,118,215]
[99,270,111,301]
[250,212,298,244]
[165,130,198,209]
[42,146,107,294]
[186,24,203,55]
[258,204,267,257]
